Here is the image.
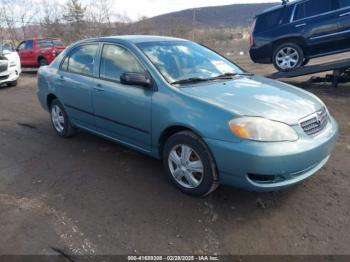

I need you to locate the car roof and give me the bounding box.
[257,0,303,16]
[79,35,188,45]
[24,38,61,41]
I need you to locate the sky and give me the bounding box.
[113,0,279,20]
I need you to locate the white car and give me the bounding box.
[0,43,21,87]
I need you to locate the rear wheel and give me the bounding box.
[39,58,49,67]
[50,99,76,138]
[273,43,304,72]
[162,131,219,197]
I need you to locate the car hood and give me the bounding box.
[2,51,19,62]
[180,75,324,125]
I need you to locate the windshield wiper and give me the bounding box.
[171,77,210,85]
[209,72,238,80]
[210,72,254,80]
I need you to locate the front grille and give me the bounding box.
[0,75,9,81]
[300,107,329,136]
[0,60,8,73]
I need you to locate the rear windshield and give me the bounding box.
[255,7,290,33]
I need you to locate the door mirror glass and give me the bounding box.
[120,72,152,87]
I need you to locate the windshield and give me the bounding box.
[0,44,14,53]
[137,41,244,84]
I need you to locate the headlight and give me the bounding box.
[229,117,298,142]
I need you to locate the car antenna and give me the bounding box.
[281,0,289,5]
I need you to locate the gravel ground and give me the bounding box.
[0,56,349,256]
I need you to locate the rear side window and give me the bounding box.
[38,40,53,48]
[294,0,338,20]
[339,0,350,8]
[53,40,64,46]
[66,44,98,76]
[99,44,144,82]
[255,9,285,33]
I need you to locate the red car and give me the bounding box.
[16,38,66,67]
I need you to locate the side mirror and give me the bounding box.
[120,72,152,87]
[15,48,19,52]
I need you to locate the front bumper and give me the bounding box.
[205,117,338,192]
[0,68,20,85]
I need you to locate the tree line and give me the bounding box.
[0,0,139,45]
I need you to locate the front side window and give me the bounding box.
[17,42,26,50]
[137,41,243,84]
[294,0,338,20]
[38,40,53,48]
[99,44,144,82]
[61,56,69,71]
[67,44,98,76]
[25,40,33,49]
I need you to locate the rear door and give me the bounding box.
[291,0,341,56]
[55,44,99,129]
[337,0,350,50]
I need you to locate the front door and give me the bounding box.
[93,44,152,151]
[55,44,99,129]
[17,40,34,66]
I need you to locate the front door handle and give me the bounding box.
[94,84,105,92]
[295,23,307,28]
[340,12,350,17]
[58,75,65,82]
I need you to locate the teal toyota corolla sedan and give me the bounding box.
[37,36,338,196]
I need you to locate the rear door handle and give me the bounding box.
[295,23,307,28]
[340,12,350,17]
[94,84,105,92]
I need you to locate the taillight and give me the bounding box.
[249,18,257,47]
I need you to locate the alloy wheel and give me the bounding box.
[275,47,300,70]
[168,144,204,189]
[51,105,65,133]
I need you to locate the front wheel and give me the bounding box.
[273,43,304,72]
[50,99,76,138]
[162,131,219,197]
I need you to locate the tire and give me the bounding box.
[50,99,76,138]
[39,58,49,67]
[272,43,304,72]
[302,58,310,67]
[162,131,219,197]
[7,81,17,87]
